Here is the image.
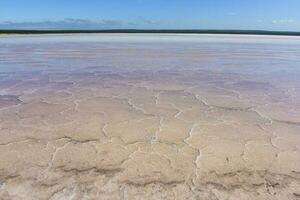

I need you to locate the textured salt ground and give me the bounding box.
[0,34,300,200]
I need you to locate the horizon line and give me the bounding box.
[1,29,300,36]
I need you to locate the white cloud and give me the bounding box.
[0,18,124,29]
[272,19,295,24]
[0,17,162,29]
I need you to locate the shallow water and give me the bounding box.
[0,34,300,199]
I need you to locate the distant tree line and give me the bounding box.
[1,29,300,36]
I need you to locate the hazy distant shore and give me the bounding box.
[1,29,300,36]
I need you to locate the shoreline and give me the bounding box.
[1,29,300,37]
[1,33,300,46]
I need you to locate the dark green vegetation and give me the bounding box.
[1,29,300,36]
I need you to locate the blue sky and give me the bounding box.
[1,0,300,31]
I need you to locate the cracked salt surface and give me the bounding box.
[0,34,300,200]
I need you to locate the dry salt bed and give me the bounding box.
[0,34,300,200]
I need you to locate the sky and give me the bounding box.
[1,0,300,31]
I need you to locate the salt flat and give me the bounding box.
[0,34,300,200]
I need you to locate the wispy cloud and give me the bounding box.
[272,19,295,24]
[0,18,124,29]
[0,18,163,29]
[140,18,160,25]
[227,12,237,16]
[115,17,161,28]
